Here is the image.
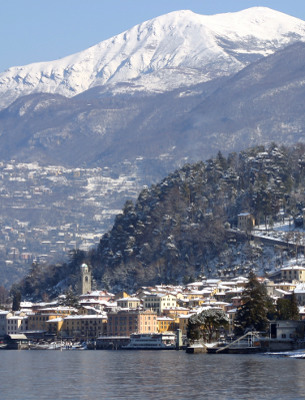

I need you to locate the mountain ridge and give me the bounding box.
[1,41,305,171]
[0,7,305,109]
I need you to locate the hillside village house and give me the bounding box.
[113,291,129,300]
[143,293,177,315]
[116,297,140,309]
[183,289,212,302]
[281,266,305,283]
[237,212,255,231]
[163,307,190,318]
[230,296,243,309]
[78,305,104,315]
[79,290,114,303]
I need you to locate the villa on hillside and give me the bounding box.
[281,266,305,283]
[237,212,255,232]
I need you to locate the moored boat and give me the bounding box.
[122,332,176,350]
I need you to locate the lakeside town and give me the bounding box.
[2,256,305,352]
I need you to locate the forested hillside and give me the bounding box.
[13,144,305,299]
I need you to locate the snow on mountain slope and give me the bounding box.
[0,7,305,109]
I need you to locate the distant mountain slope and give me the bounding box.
[178,41,305,156]
[0,7,305,109]
[14,144,305,298]
[1,42,305,177]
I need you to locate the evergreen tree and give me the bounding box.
[63,289,79,308]
[290,293,300,320]
[0,286,8,307]
[12,291,21,311]
[234,272,271,335]
[187,309,229,343]
[276,293,299,320]
[187,314,203,344]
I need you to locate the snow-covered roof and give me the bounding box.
[117,297,140,302]
[40,306,77,312]
[227,308,237,314]
[144,293,176,299]
[232,276,248,282]
[206,279,221,285]
[178,313,195,319]
[46,317,63,323]
[217,285,233,290]
[157,316,174,321]
[219,281,238,286]
[212,301,230,306]
[7,334,28,340]
[275,289,291,295]
[281,265,305,271]
[187,281,203,287]
[20,301,33,307]
[65,314,107,320]
[294,284,305,294]
[7,316,27,320]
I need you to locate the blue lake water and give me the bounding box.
[1,350,305,400]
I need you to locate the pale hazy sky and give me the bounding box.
[1,0,304,73]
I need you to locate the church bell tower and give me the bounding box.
[80,263,91,295]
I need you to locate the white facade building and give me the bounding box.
[6,315,28,335]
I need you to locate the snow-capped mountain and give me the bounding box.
[1,41,305,171]
[0,7,305,109]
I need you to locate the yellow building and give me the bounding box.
[27,307,76,332]
[157,316,176,333]
[46,316,64,336]
[183,289,212,301]
[163,307,190,318]
[188,298,206,308]
[63,315,107,339]
[27,313,53,332]
[114,291,130,300]
[178,315,192,336]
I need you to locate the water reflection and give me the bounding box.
[1,351,305,400]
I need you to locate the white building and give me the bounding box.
[116,297,141,309]
[281,266,305,283]
[6,315,28,335]
[294,284,305,306]
[143,293,177,315]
